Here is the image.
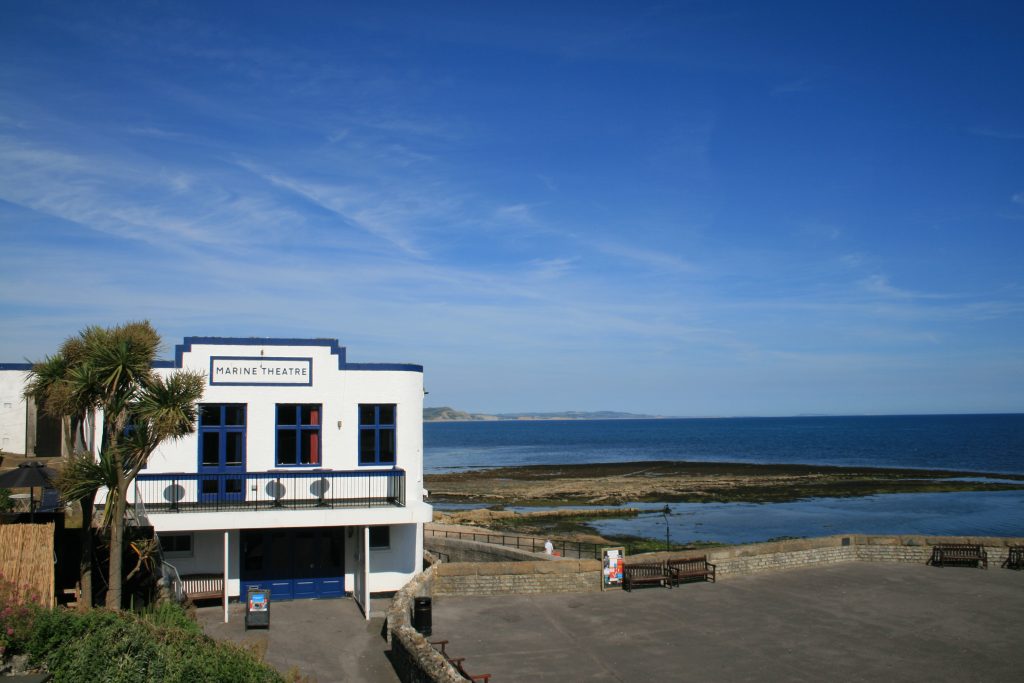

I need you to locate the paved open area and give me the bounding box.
[197,598,398,683]
[432,563,1024,682]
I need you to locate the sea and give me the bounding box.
[424,414,1024,544]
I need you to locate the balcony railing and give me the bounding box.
[133,469,405,513]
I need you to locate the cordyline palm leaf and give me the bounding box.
[24,353,73,416]
[134,372,205,443]
[86,322,160,420]
[56,451,110,503]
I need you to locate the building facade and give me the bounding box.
[1,337,431,614]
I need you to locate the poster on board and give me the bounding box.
[602,547,625,590]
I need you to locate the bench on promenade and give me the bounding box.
[928,544,988,569]
[623,562,671,591]
[668,556,716,585]
[430,639,491,682]
[181,573,225,602]
[1002,546,1024,570]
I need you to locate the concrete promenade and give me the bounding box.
[197,598,399,683]
[431,563,1023,682]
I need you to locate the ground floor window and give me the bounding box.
[369,526,390,550]
[159,533,193,557]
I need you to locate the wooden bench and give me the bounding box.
[430,640,491,682]
[929,544,988,569]
[181,573,225,601]
[668,556,716,585]
[1002,546,1024,570]
[623,562,671,591]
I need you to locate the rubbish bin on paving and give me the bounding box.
[413,596,432,636]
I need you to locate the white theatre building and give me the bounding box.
[1,336,432,613]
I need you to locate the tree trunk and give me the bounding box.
[105,480,128,609]
[79,497,94,609]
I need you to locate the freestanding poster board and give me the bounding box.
[245,587,270,630]
[602,547,625,590]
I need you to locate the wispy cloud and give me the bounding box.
[494,203,537,225]
[858,274,952,300]
[592,241,699,274]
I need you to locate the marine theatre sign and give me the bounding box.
[209,356,313,386]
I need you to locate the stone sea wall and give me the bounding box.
[433,558,602,596]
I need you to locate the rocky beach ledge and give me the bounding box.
[425,460,1024,506]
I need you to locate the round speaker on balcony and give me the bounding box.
[265,481,286,500]
[163,484,185,503]
[310,478,329,497]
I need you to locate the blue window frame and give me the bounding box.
[276,404,322,466]
[198,404,246,502]
[359,404,396,465]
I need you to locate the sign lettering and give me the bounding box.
[210,357,313,386]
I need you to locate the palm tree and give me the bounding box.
[25,343,102,606]
[26,321,204,609]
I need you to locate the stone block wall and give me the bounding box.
[853,535,1020,567]
[433,558,602,596]
[620,535,1024,577]
[387,562,467,683]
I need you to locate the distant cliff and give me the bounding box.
[423,406,662,422]
[423,407,498,421]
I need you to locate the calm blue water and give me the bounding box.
[425,414,1024,474]
[425,415,1024,542]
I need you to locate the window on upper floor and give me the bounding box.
[358,404,396,465]
[198,404,246,470]
[276,404,321,466]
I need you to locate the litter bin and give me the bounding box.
[413,596,432,636]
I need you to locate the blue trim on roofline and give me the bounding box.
[345,362,424,373]
[175,337,347,368]
[0,363,32,371]
[164,337,422,372]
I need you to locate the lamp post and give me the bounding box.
[662,504,672,552]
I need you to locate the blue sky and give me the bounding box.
[1,1,1022,416]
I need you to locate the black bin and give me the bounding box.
[413,596,432,636]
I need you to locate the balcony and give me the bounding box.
[133,469,405,513]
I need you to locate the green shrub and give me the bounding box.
[140,600,201,635]
[0,571,42,656]
[16,606,284,682]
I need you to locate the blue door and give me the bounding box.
[241,528,345,600]
[198,404,246,504]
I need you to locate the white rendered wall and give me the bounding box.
[139,340,431,534]
[145,342,425,484]
[0,370,27,455]
[368,524,420,591]
[162,530,240,596]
